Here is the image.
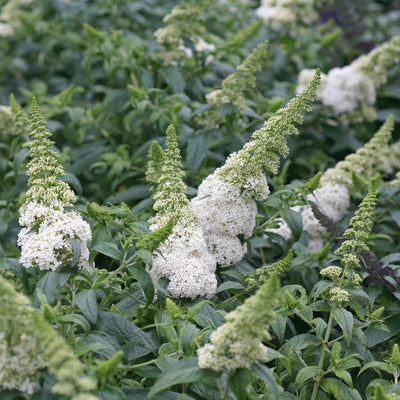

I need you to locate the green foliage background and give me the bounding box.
[1,0,400,399]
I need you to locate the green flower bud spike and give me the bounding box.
[197,274,280,372]
[0,275,99,398]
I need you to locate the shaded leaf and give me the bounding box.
[147,357,213,398]
[36,271,70,305]
[93,241,124,260]
[281,208,303,241]
[295,366,324,386]
[97,312,157,358]
[320,377,362,400]
[332,307,353,345]
[76,289,98,324]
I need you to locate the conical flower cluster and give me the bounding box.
[269,115,393,251]
[297,35,400,121]
[17,98,92,271]
[197,274,280,372]
[191,70,320,266]
[0,275,98,398]
[147,125,217,299]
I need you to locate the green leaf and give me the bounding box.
[128,264,154,304]
[0,258,28,287]
[123,387,182,400]
[330,342,342,362]
[13,148,29,174]
[186,134,211,174]
[135,249,153,266]
[251,362,280,398]
[281,208,303,241]
[80,333,121,358]
[358,361,393,376]
[105,185,151,204]
[76,289,98,324]
[280,334,321,356]
[61,172,82,196]
[334,368,353,387]
[36,271,70,305]
[161,65,185,93]
[57,313,90,333]
[97,311,157,358]
[215,281,244,293]
[67,237,81,268]
[295,366,324,386]
[179,323,200,352]
[312,317,327,339]
[320,377,362,400]
[231,368,252,399]
[390,209,400,227]
[332,307,353,345]
[92,241,124,260]
[147,357,212,398]
[192,303,224,329]
[365,327,389,347]
[271,314,287,344]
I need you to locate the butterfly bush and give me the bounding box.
[154,0,215,64]
[191,70,320,266]
[269,115,394,251]
[205,41,268,110]
[147,125,217,299]
[320,178,378,303]
[378,140,400,175]
[0,0,34,37]
[256,0,318,30]
[0,275,98,398]
[17,98,92,272]
[0,104,13,136]
[297,35,400,121]
[0,277,46,394]
[197,274,280,372]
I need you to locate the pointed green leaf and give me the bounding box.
[334,368,353,387]
[76,289,98,324]
[0,258,28,287]
[281,208,303,241]
[280,333,321,356]
[332,307,353,345]
[320,377,362,400]
[251,362,280,398]
[93,241,124,260]
[186,134,212,174]
[358,361,394,376]
[295,366,324,386]
[231,368,252,399]
[57,313,90,333]
[36,271,70,305]
[147,357,213,398]
[97,311,157,358]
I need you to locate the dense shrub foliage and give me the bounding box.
[1,0,400,399]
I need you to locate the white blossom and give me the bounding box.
[149,215,217,299]
[191,173,259,267]
[319,66,376,115]
[197,275,279,373]
[268,182,350,251]
[0,332,45,394]
[18,202,92,271]
[256,0,318,29]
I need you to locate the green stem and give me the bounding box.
[311,312,334,400]
[253,211,280,235]
[216,378,224,398]
[223,373,232,400]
